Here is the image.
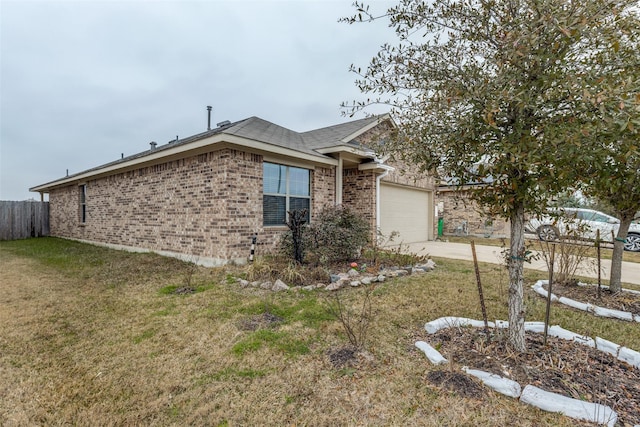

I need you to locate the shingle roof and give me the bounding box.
[221,115,385,155]
[301,115,383,149]
[31,114,389,191]
[223,117,313,156]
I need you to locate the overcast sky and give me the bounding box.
[0,0,396,201]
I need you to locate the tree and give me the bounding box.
[579,28,640,291]
[343,0,639,351]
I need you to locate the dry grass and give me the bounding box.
[1,237,638,426]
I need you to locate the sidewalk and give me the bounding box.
[404,241,640,286]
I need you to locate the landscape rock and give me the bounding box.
[349,280,361,287]
[361,277,372,285]
[347,269,359,277]
[259,281,273,290]
[271,279,290,292]
[325,281,344,291]
[330,274,341,283]
[238,279,250,287]
[377,275,386,282]
[395,269,409,277]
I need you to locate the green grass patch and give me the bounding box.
[232,329,310,357]
[133,329,157,344]
[152,303,179,317]
[238,295,334,328]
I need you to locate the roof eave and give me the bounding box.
[315,144,376,157]
[358,162,395,173]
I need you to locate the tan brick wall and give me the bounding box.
[48,148,341,264]
[50,186,84,238]
[312,166,335,216]
[342,168,377,233]
[382,159,435,190]
[438,188,510,238]
[49,149,266,263]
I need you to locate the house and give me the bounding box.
[30,114,436,266]
[436,183,510,239]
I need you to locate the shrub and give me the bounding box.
[304,206,371,265]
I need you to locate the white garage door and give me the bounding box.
[380,183,431,244]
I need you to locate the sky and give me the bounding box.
[0,0,396,201]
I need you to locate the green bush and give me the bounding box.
[279,206,371,265]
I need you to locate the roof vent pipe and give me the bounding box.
[207,106,212,130]
[150,141,157,150]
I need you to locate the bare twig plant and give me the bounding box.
[325,286,374,350]
[537,228,598,285]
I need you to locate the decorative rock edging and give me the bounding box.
[233,259,437,292]
[532,280,640,322]
[416,316,640,427]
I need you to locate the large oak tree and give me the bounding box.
[344,0,640,351]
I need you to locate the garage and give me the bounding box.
[379,183,432,244]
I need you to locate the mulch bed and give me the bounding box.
[543,282,640,316]
[419,327,640,426]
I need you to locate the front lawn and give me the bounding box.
[1,238,637,425]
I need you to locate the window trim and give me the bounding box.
[263,162,311,227]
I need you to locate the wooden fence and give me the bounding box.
[0,201,50,240]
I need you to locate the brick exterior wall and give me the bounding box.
[437,187,510,238]
[50,149,263,264]
[48,148,339,265]
[311,166,335,216]
[342,168,377,233]
[382,159,435,189]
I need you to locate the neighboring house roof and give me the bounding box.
[30,114,392,193]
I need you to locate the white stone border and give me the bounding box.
[532,280,640,322]
[417,316,640,426]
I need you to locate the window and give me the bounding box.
[263,162,310,226]
[79,184,87,223]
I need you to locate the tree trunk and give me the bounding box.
[507,203,527,352]
[609,216,632,293]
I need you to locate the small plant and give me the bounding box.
[325,285,374,350]
[537,227,598,286]
[363,229,427,269]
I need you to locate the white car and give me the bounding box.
[526,207,640,252]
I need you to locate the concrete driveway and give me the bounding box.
[405,240,640,286]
